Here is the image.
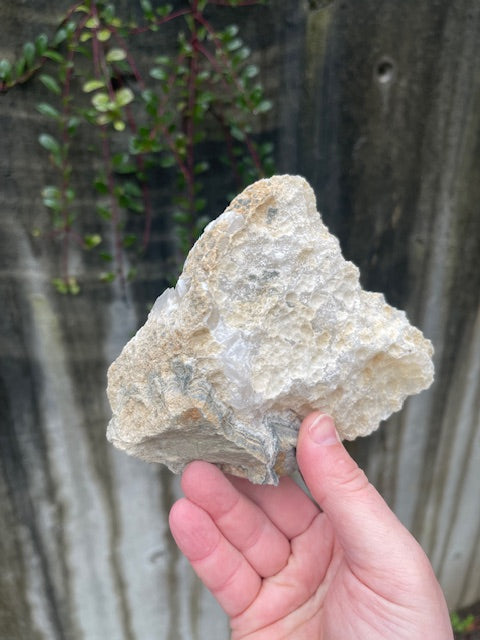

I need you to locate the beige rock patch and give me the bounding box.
[106,175,434,484]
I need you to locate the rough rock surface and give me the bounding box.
[107,175,434,484]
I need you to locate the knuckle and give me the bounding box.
[333,459,370,495]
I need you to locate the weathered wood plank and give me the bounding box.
[1,1,479,638]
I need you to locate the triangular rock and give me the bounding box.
[107,175,433,484]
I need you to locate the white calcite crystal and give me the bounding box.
[107,175,434,484]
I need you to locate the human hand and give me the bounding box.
[169,413,453,639]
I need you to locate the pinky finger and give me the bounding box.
[169,498,262,617]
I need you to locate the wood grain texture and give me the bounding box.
[1,1,479,638]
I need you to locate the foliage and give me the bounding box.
[0,0,273,293]
[451,611,476,634]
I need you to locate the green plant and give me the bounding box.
[451,611,475,634]
[1,0,273,293]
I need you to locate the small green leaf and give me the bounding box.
[67,116,81,135]
[83,79,105,92]
[195,215,210,235]
[140,0,153,17]
[149,67,167,81]
[84,233,102,249]
[106,48,127,62]
[96,114,110,126]
[155,55,170,65]
[65,20,76,37]
[36,102,60,119]
[67,277,80,295]
[141,89,157,105]
[159,154,175,168]
[96,206,112,220]
[113,119,126,131]
[52,278,69,294]
[42,186,60,199]
[43,50,64,63]
[124,181,142,197]
[100,271,115,283]
[94,178,108,194]
[35,34,49,55]
[127,267,137,281]
[255,99,273,114]
[43,198,59,210]
[15,58,26,77]
[226,38,242,52]
[233,46,250,62]
[23,42,36,67]
[230,125,245,141]
[194,161,209,174]
[195,197,206,212]
[91,92,111,112]
[123,233,137,248]
[52,28,67,47]
[112,153,136,174]
[115,87,134,107]
[97,29,111,42]
[0,59,12,81]
[39,74,61,95]
[39,133,61,154]
[260,141,274,155]
[243,64,259,79]
[224,24,239,38]
[86,16,100,29]
[80,32,93,43]
[156,4,172,17]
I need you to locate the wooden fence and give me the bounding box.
[1,1,479,638]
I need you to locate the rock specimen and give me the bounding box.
[107,175,434,484]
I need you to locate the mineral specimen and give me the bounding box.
[107,175,434,484]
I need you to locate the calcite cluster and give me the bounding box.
[107,175,434,484]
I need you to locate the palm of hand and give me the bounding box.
[169,462,439,640]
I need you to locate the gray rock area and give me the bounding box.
[107,175,434,484]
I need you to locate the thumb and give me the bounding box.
[296,412,418,572]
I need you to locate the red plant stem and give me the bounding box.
[193,11,263,111]
[212,109,243,188]
[107,30,153,252]
[158,122,191,187]
[90,7,102,79]
[148,50,187,143]
[129,7,192,35]
[59,0,87,27]
[185,3,200,232]
[110,30,146,90]
[194,39,264,174]
[245,135,264,175]
[194,17,253,105]
[90,5,116,100]
[207,0,262,5]
[125,105,153,251]
[101,130,125,286]
[141,174,153,251]
[57,15,87,283]
[0,0,87,92]
[90,2,126,287]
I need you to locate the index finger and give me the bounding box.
[169,498,261,617]
[181,461,291,577]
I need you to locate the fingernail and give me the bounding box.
[308,414,341,446]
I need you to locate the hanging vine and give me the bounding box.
[0,0,273,293]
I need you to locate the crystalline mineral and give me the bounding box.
[106,175,434,484]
